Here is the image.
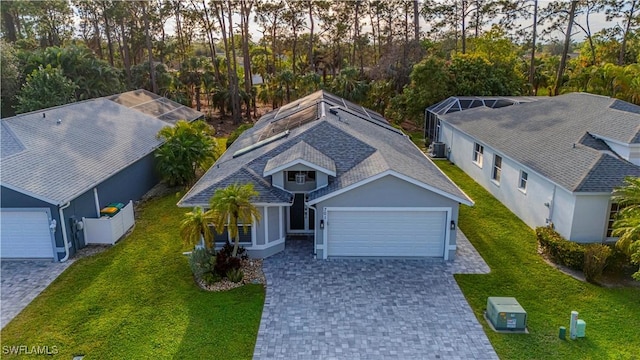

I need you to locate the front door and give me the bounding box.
[289,194,314,233]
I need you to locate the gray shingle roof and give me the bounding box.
[1,92,203,205]
[264,141,336,175]
[440,93,640,193]
[179,91,472,207]
[1,121,25,158]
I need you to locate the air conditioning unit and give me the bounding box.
[486,297,527,331]
[430,142,446,158]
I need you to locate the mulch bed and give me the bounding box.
[197,259,266,292]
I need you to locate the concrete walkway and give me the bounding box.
[253,230,497,360]
[1,259,73,329]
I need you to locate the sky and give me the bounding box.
[157,1,614,44]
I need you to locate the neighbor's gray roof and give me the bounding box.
[1,91,203,205]
[264,141,336,175]
[179,90,472,207]
[440,92,640,193]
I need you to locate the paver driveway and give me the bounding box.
[254,231,498,360]
[1,260,73,329]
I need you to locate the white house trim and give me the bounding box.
[263,159,337,177]
[308,171,473,206]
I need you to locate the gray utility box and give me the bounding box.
[487,297,527,331]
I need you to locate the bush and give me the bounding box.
[536,227,585,270]
[604,245,634,275]
[583,244,612,283]
[189,248,219,284]
[214,242,245,277]
[226,268,244,283]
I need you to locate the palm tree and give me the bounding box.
[611,176,640,280]
[180,207,215,250]
[208,183,261,257]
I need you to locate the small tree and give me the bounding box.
[611,176,640,280]
[15,65,77,113]
[180,207,215,249]
[155,120,217,186]
[208,183,261,257]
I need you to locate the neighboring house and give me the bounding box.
[427,93,640,243]
[1,90,203,261]
[179,91,472,260]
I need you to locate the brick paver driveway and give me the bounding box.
[1,260,73,329]
[254,231,498,360]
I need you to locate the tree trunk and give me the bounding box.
[461,0,467,54]
[529,0,538,95]
[619,0,636,66]
[1,6,17,42]
[553,0,578,96]
[228,1,241,123]
[201,0,222,84]
[413,0,420,41]
[119,19,132,88]
[352,1,360,67]
[241,0,253,120]
[103,6,115,67]
[308,1,315,71]
[143,1,157,93]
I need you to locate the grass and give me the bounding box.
[1,193,264,359]
[436,161,640,360]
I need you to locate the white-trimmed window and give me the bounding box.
[519,171,528,191]
[473,143,484,167]
[606,203,622,238]
[492,155,502,183]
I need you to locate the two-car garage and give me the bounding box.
[1,209,56,260]
[324,208,450,259]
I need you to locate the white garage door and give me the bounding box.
[326,209,447,258]
[1,210,54,259]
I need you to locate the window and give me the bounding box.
[492,155,502,183]
[287,171,316,182]
[606,203,622,237]
[473,143,484,167]
[519,171,528,191]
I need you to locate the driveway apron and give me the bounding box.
[1,260,73,329]
[253,231,498,360]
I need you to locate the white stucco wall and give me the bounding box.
[439,122,609,243]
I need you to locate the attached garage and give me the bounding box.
[325,208,449,259]
[1,209,55,259]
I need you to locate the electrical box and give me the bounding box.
[487,297,527,331]
[576,319,586,338]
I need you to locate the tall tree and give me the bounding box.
[605,0,639,65]
[208,183,261,258]
[553,0,578,96]
[15,65,77,114]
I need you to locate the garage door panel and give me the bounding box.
[1,210,54,259]
[327,210,446,258]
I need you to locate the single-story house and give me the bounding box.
[1,90,203,261]
[179,91,473,260]
[426,93,640,243]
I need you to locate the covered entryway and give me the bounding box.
[1,209,55,259]
[288,193,314,233]
[325,208,448,258]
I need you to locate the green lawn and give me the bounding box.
[1,193,264,359]
[436,161,640,360]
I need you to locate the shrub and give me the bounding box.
[214,244,242,277]
[226,268,244,283]
[583,244,612,283]
[604,245,634,275]
[219,241,248,260]
[536,227,585,270]
[189,248,220,285]
[189,248,216,278]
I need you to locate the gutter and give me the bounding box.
[58,202,72,262]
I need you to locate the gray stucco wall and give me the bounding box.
[1,152,161,261]
[268,206,280,242]
[313,175,460,259]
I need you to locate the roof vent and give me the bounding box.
[43,113,46,118]
[329,107,339,115]
[56,119,62,125]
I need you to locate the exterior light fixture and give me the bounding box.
[450,220,456,230]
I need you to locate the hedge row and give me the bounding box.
[536,227,585,270]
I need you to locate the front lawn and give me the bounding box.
[1,193,264,359]
[437,161,640,359]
